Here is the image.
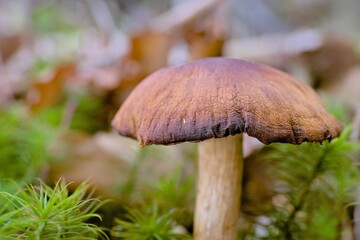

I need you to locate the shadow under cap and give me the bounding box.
[112,57,343,146]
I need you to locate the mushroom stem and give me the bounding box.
[194,134,243,240]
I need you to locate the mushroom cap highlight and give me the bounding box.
[112,58,342,146]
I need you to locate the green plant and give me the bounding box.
[0,180,108,240]
[146,166,194,227]
[150,167,194,210]
[112,153,194,238]
[112,204,191,240]
[240,127,360,239]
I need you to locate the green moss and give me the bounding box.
[0,180,108,240]
[0,106,55,186]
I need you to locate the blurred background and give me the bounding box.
[0,0,360,239]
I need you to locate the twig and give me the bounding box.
[60,98,78,130]
[84,0,118,33]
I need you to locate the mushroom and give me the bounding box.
[111,57,342,240]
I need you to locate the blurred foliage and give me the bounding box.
[32,3,78,34]
[321,96,353,125]
[115,147,160,203]
[29,58,56,78]
[0,106,56,189]
[37,91,110,133]
[0,180,108,240]
[68,92,110,133]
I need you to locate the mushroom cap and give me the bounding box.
[112,58,342,146]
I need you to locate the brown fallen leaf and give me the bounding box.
[184,2,227,59]
[0,33,23,62]
[331,66,360,104]
[302,36,359,89]
[110,31,172,106]
[27,63,76,113]
[130,31,172,74]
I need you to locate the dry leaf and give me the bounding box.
[129,30,172,74]
[27,63,76,113]
[302,36,358,89]
[0,33,23,62]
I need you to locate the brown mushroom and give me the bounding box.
[112,57,342,240]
